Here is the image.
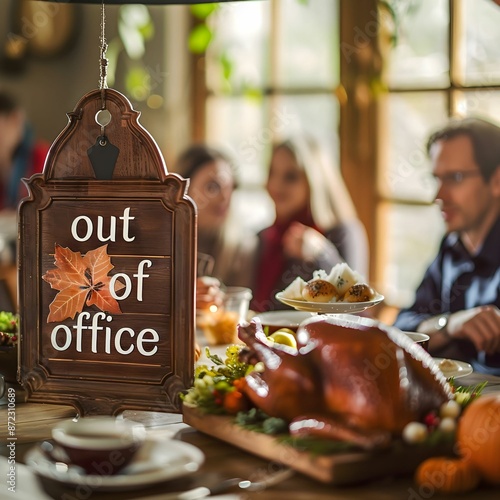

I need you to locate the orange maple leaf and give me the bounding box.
[43,244,124,323]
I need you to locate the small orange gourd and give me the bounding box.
[457,393,500,484]
[415,457,480,494]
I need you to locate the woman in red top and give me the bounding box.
[251,136,369,312]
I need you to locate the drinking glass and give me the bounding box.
[199,287,253,345]
[197,252,215,277]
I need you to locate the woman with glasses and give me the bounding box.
[394,117,500,375]
[173,144,258,311]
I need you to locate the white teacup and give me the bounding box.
[51,416,146,475]
[402,331,430,351]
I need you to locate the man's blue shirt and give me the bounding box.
[394,216,500,374]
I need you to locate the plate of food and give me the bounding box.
[275,263,383,314]
[434,358,473,379]
[182,315,485,486]
[275,292,384,313]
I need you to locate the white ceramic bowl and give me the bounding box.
[402,331,430,350]
[252,310,313,334]
[51,416,146,475]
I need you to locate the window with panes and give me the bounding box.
[200,0,500,315]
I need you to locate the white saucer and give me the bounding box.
[252,310,313,329]
[434,358,473,379]
[275,292,384,314]
[25,439,204,491]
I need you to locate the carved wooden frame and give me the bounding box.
[17,89,196,415]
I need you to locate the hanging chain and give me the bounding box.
[99,1,108,112]
[98,1,108,142]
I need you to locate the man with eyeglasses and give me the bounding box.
[394,117,500,375]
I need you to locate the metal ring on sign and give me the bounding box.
[99,137,107,146]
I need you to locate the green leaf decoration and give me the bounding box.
[220,51,233,81]
[139,21,155,41]
[242,87,263,101]
[190,4,219,20]
[188,24,213,54]
[125,66,150,101]
[118,22,145,60]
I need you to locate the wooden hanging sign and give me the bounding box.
[17,88,196,415]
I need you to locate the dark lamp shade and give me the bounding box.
[34,0,260,4]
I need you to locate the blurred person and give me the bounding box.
[0,91,48,210]
[173,144,258,311]
[251,136,369,312]
[0,91,49,310]
[394,117,500,375]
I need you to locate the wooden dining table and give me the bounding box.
[1,369,500,500]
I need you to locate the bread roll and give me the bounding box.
[302,279,337,303]
[342,283,375,303]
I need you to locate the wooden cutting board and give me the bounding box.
[183,405,453,485]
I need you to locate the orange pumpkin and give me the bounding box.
[415,457,480,494]
[457,393,500,484]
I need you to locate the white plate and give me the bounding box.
[275,292,384,314]
[401,331,430,346]
[25,439,204,491]
[434,358,473,379]
[252,310,314,328]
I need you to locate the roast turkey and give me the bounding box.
[238,314,453,449]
